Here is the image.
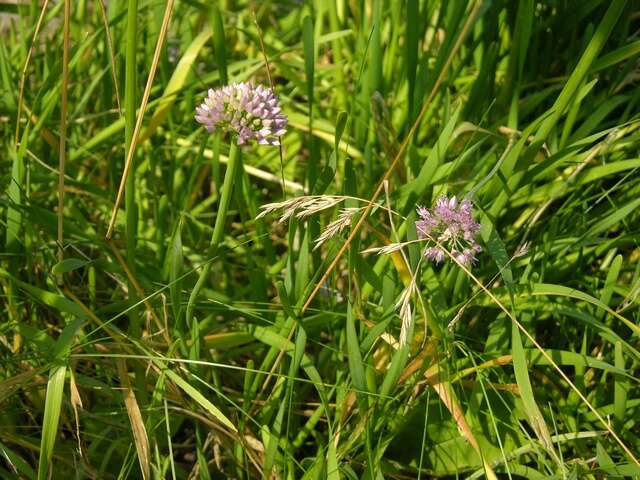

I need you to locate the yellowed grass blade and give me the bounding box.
[15,0,50,146]
[69,367,83,457]
[0,367,45,403]
[117,359,150,480]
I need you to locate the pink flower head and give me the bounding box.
[195,82,287,145]
[415,196,482,267]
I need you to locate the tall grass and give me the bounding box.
[1,1,640,478]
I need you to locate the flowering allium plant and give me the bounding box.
[415,196,482,266]
[195,82,287,145]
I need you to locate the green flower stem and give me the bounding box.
[185,142,241,328]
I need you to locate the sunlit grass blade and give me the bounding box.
[37,365,66,480]
[161,367,236,433]
[511,322,557,462]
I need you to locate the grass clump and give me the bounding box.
[1,1,640,478]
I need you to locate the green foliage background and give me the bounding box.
[1,0,639,478]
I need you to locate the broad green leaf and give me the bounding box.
[591,38,640,73]
[596,441,625,478]
[263,399,286,477]
[614,342,628,427]
[210,5,227,84]
[399,106,462,210]
[302,15,315,106]
[327,437,340,480]
[527,348,634,381]
[379,343,410,399]
[164,218,183,324]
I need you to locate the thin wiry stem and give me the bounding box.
[96,0,122,114]
[252,9,287,198]
[15,0,50,147]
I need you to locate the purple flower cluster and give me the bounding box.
[415,196,482,266]
[195,82,287,145]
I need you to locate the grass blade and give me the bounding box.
[162,367,236,433]
[37,365,66,480]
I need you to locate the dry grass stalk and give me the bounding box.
[314,207,362,250]
[257,195,345,222]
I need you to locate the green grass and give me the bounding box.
[2,0,640,478]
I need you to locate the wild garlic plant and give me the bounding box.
[186,82,287,328]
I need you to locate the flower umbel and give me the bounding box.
[415,196,482,266]
[195,82,287,145]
